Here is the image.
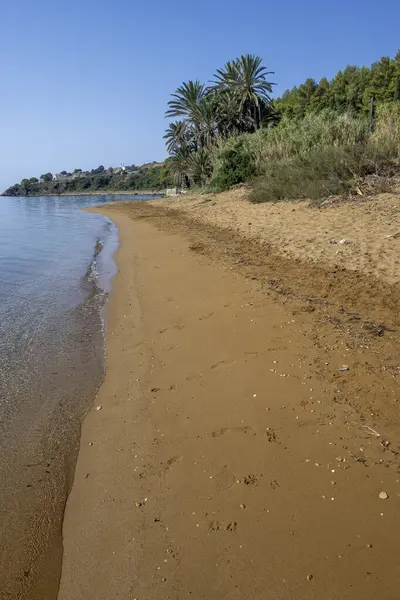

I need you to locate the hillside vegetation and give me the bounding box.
[163,51,400,201]
[3,162,172,197]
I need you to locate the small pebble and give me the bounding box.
[379,491,388,500]
[88,442,93,446]
[240,503,246,509]
[96,405,102,411]
[306,574,313,581]
[135,501,142,508]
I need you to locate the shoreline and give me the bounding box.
[1,190,164,198]
[59,200,400,599]
[59,190,164,197]
[0,203,113,600]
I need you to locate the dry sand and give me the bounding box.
[59,197,400,600]
[158,187,400,285]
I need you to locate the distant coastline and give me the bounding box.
[2,162,171,197]
[58,189,163,196]
[5,190,164,198]
[1,189,164,198]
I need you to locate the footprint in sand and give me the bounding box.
[213,466,236,490]
[212,426,252,438]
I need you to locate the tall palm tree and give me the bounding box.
[166,80,206,120]
[185,148,213,187]
[163,121,191,154]
[168,146,191,187]
[212,88,249,136]
[211,54,275,131]
[191,98,218,147]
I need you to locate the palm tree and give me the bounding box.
[165,82,218,150]
[212,88,250,136]
[166,80,206,120]
[191,98,218,147]
[211,54,275,131]
[163,121,191,154]
[168,147,191,187]
[185,148,213,187]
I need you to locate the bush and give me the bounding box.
[210,135,258,191]
[373,102,400,155]
[250,110,369,166]
[207,110,371,193]
[249,142,399,203]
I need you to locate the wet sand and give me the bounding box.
[59,201,400,599]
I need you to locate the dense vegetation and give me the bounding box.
[163,51,400,201]
[3,162,172,196]
[275,51,400,118]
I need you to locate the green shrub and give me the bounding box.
[207,110,371,193]
[253,110,369,165]
[249,142,398,203]
[373,102,400,155]
[210,135,258,191]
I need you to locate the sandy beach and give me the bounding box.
[59,197,400,599]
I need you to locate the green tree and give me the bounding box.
[393,49,400,101]
[40,172,53,181]
[168,147,191,187]
[211,54,275,131]
[163,120,192,153]
[369,57,396,103]
[308,77,331,112]
[293,78,317,117]
[29,177,39,183]
[166,80,206,121]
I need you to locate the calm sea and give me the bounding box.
[0,194,158,599]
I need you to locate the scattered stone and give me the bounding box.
[379,491,388,500]
[239,503,246,509]
[367,544,373,548]
[96,405,102,411]
[306,574,314,581]
[339,366,349,372]
[135,501,143,508]
[151,387,160,393]
[336,456,344,462]
[88,442,93,446]
[161,577,167,583]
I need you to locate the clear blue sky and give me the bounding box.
[1,0,399,192]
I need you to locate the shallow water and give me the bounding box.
[0,194,158,599]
